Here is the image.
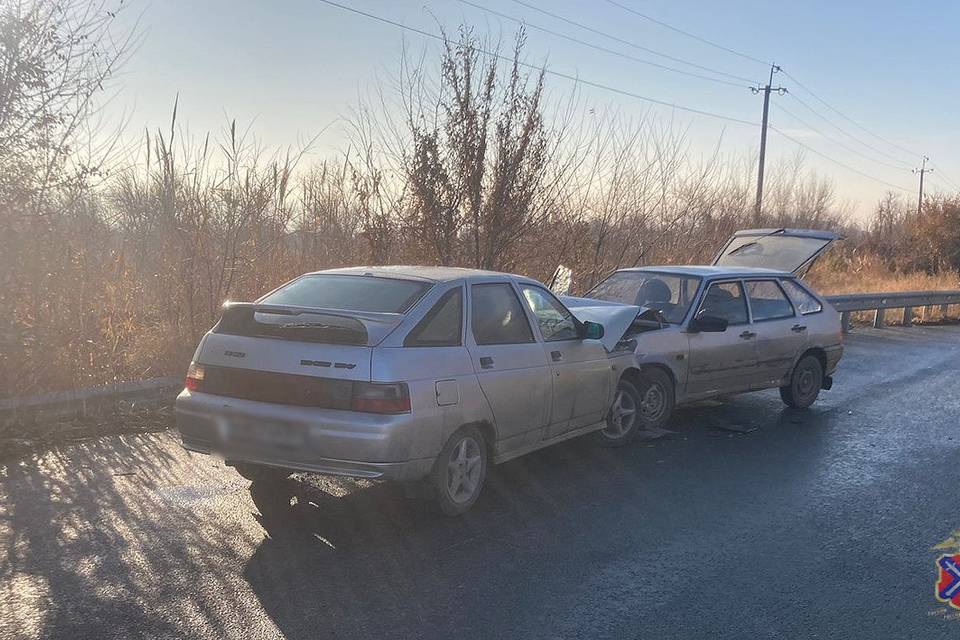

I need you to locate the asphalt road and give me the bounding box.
[3,325,960,639]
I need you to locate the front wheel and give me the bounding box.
[431,426,488,516]
[780,355,824,409]
[596,378,641,447]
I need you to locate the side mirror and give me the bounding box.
[688,312,728,333]
[582,320,604,340]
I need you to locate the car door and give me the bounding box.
[466,282,552,455]
[684,280,758,399]
[744,279,808,388]
[518,283,611,439]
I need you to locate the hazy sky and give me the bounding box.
[108,0,960,219]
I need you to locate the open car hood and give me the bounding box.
[712,228,839,276]
[561,296,640,352]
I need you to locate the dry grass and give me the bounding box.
[808,251,960,295]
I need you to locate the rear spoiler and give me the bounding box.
[213,302,403,346]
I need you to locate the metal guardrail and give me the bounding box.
[0,377,181,426]
[825,290,960,332]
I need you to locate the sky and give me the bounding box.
[106,0,960,219]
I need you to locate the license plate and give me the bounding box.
[221,415,306,450]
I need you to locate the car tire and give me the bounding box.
[598,370,674,446]
[430,426,488,517]
[780,354,823,409]
[232,462,291,485]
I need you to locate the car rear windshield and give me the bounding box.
[715,235,832,273]
[260,275,430,313]
[587,271,701,324]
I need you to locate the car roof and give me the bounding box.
[617,265,794,278]
[310,265,538,284]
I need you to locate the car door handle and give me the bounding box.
[739,331,756,340]
[791,324,807,333]
[479,356,495,369]
[551,350,563,362]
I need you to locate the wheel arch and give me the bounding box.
[621,363,679,401]
[454,420,497,460]
[798,346,827,372]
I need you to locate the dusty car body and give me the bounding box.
[175,266,640,515]
[568,229,844,428]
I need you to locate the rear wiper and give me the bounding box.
[726,241,759,256]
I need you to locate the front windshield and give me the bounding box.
[587,272,701,324]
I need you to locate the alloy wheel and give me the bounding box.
[446,436,483,504]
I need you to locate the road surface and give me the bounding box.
[3,325,960,639]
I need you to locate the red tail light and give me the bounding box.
[185,362,205,392]
[351,381,411,414]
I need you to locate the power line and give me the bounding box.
[454,0,750,88]
[506,0,759,85]
[785,92,913,169]
[780,69,921,159]
[774,100,913,172]
[315,0,760,127]
[318,0,923,198]
[769,125,913,193]
[601,0,769,66]
[928,162,960,192]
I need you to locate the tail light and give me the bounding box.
[351,381,410,414]
[185,362,205,392]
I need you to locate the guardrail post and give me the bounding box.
[873,308,885,328]
[840,311,851,333]
[941,304,950,319]
[903,306,913,326]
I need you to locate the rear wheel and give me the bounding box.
[231,462,291,485]
[780,355,823,409]
[431,426,488,516]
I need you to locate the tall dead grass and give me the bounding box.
[3,10,958,398]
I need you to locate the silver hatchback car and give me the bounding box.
[569,229,844,431]
[176,266,640,515]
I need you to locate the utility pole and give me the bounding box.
[752,63,787,222]
[912,156,932,215]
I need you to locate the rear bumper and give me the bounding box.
[824,344,843,375]
[175,389,436,482]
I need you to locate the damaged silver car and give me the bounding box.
[176,266,642,515]
[561,229,844,430]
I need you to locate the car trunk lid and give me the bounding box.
[712,228,839,276]
[195,302,406,384]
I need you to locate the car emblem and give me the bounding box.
[300,359,356,369]
[224,350,245,358]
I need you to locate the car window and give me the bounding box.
[261,275,430,313]
[587,272,701,324]
[471,283,535,345]
[697,281,748,326]
[745,280,795,321]
[520,285,579,342]
[781,279,823,315]
[404,287,462,347]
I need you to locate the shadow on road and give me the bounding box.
[0,433,267,639]
[241,400,832,639]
